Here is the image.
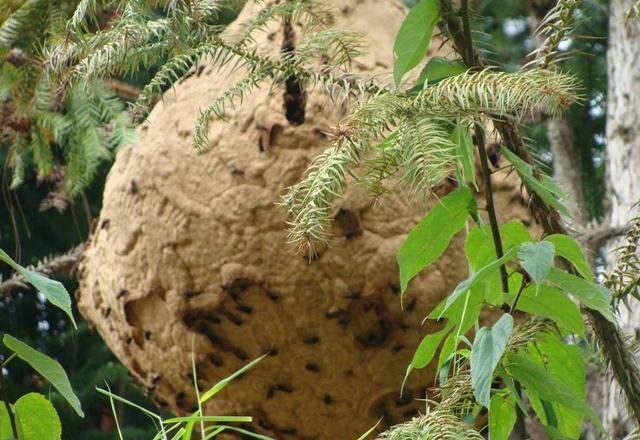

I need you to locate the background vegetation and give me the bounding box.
[0,0,622,438]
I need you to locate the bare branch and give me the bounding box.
[0,244,84,297]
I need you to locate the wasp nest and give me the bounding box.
[77,0,533,437]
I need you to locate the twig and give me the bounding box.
[0,244,84,297]
[581,222,627,250]
[103,79,141,101]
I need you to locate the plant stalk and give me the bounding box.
[475,125,510,294]
[456,2,527,436]
[0,369,18,438]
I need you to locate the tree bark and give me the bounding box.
[546,117,587,223]
[524,0,588,224]
[596,0,640,436]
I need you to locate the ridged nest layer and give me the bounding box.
[77,0,534,437]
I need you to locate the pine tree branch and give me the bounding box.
[103,79,141,101]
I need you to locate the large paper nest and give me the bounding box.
[77,0,533,437]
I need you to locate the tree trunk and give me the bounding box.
[546,117,587,223]
[524,0,588,224]
[596,0,640,436]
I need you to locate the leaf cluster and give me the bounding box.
[282,67,578,247]
[0,0,133,198]
[44,0,370,154]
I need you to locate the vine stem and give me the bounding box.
[0,369,18,438]
[475,123,527,440]
[441,0,640,430]
[457,1,527,437]
[509,277,526,314]
[475,124,509,294]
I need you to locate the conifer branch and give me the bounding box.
[523,0,582,70]
[282,69,577,248]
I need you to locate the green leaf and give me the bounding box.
[398,187,472,293]
[527,334,585,438]
[418,57,467,85]
[500,220,534,251]
[0,248,76,328]
[451,122,477,188]
[543,425,575,440]
[14,393,62,440]
[3,335,83,417]
[504,352,603,431]
[414,290,483,387]
[465,221,531,271]
[165,416,252,424]
[436,331,460,374]
[540,400,559,429]
[546,267,614,321]
[356,419,382,440]
[392,0,439,85]
[501,148,569,217]
[374,132,398,150]
[411,327,453,370]
[517,241,555,286]
[199,355,265,404]
[470,314,513,406]
[0,402,14,439]
[464,221,532,305]
[441,246,518,315]
[489,393,516,440]
[436,294,483,372]
[544,234,593,281]
[506,285,584,336]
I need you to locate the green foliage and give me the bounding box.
[0,249,76,328]
[543,234,593,281]
[3,335,83,417]
[527,334,586,438]
[392,0,439,84]
[517,241,555,287]
[489,393,516,440]
[504,351,602,430]
[284,69,577,245]
[397,187,472,293]
[417,57,468,86]
[451,121,476,188]
[0,245,85,440]
[277,1,622,437]
[441,246,518,314]
[0,403,13,438]
[501,147,569,216]
[14,393,62,440]
[506,285,584,337]
[97,355,270,440]
[470,314,513,406]
[0,0,133,197]
[43,0,366,153]
[546,267,613,321]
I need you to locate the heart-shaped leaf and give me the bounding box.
[471,314,514,406]
[518,241,555,286]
